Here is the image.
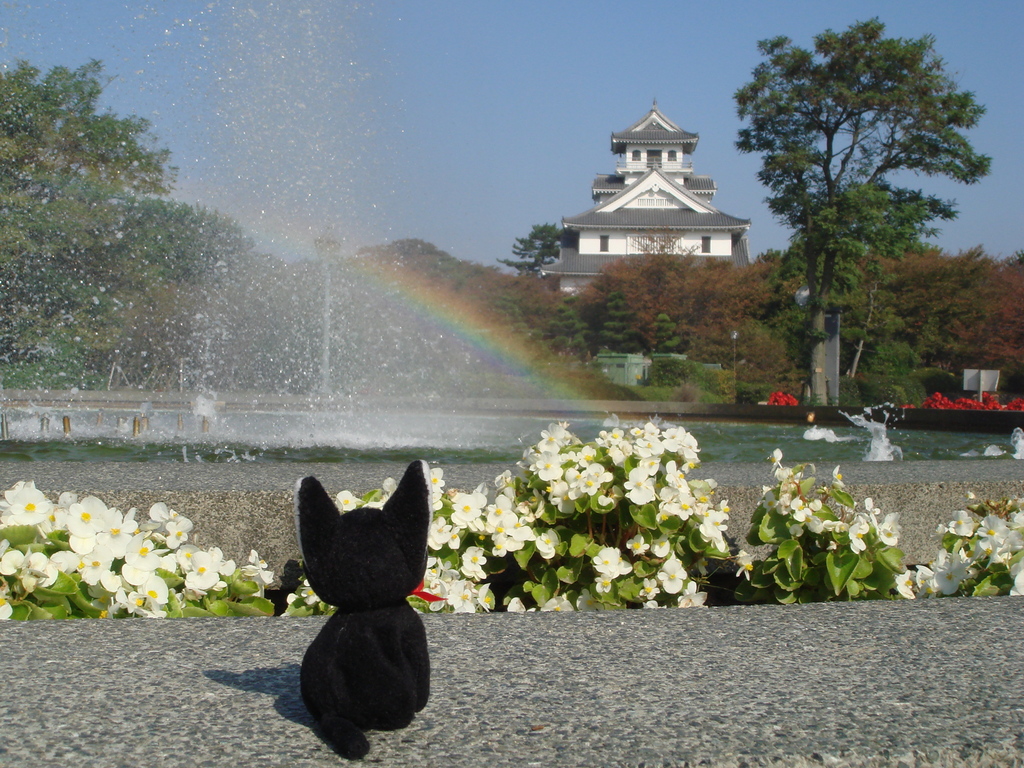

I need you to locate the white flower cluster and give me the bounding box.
[761,451,901,556]
[910,498,1024,597]
[332,421,730,614]
[0,481,273,620]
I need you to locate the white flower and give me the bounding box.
[460,547,488,580]
[735,550,755,581]
[651,535,671,559]
[475,584,495,611]
[947,510,977,537]
[95,508,139,558]
[540,595,574,612]
[592,546,632,578]
[931,549,973,595]
[640,578,660,600]
[624,467,656,505]
[532,452,564,483]
[699,509,729,542]
[895,571,917,599]
[506,597,528,613]
[428,468,446,510]
[241,550,274,586]
[451,491,487,528]
[428,517,454,550]
[184,550,225,594]
[446,580,478,613]
[676,581,707,608]
[625,534,649,557]
[163,518,193,550]
[79,545,115,586]
[657,557,687,594]
[848,515,872,554]
[334,491,361,512]
[1,481,52,526]
[1010,560,1024,597]
[576,589,602,610]
[535,529,560,560]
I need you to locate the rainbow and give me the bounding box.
[244,224,586,400]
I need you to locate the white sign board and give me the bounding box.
[963,369,1000,392]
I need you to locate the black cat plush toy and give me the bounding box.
[294,460,436,759]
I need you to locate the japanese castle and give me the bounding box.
[543,102,751,292]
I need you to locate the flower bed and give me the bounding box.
[3,421,1023,620]
[921,391,1024,411]
[0,483,274,619]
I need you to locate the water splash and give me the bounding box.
[840,406,903,461]
[802,426,858,444]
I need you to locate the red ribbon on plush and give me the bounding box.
[409,580,445,603]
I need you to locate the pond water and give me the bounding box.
[0,407,1021,464]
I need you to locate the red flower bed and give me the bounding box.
[921,391,1021,411]
[767,391,799,406]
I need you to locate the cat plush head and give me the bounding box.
[294,460,432,613]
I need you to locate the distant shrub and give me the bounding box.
[912,368,959,395]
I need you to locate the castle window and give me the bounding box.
[701,236,712,254]
[632,150,641,162]
[600,235,610,252]
[667,150,677,162]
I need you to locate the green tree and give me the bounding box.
[501,223,561,276]
[735,19,990,403]
[0,60,173,197]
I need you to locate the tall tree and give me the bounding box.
[735,19,990,403]
[501,223,561,275]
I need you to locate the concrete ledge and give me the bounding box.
[3,599,1024,767]
[2,460,1021,584]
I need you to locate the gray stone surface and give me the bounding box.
[2,598,1024,767]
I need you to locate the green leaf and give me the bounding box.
[224,597,275,617]
[569,533,590,558]
[773,569,800,591]
[657,514,682,533]
[777,539,805,580]
[182,605,218,618]
[876,547,905,573]
[758,511,791,544]
[773,586,798,604]
[513,540,536,570]
[230,578,260,597]
[25,601,55,620]
[747,507,768,546]
[204,600,232,617]
[157,567,184,588]
[33,570,78,597]
[630,503,658,529]
[633,560,656,578]
[0,525,40,547]
[853,555,874,580]
[617,577,642,603]
[825,551,859,596]
[831,489,855,509]
[734,579,770,603]
[541,568,559,599]
[972,575,1002,597]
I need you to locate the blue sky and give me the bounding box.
[3,1,1021,266]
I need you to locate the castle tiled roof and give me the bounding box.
[563,208,749,230]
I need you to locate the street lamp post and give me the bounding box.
[730,330,739,371]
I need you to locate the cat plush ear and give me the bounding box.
[294,460,433,609]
